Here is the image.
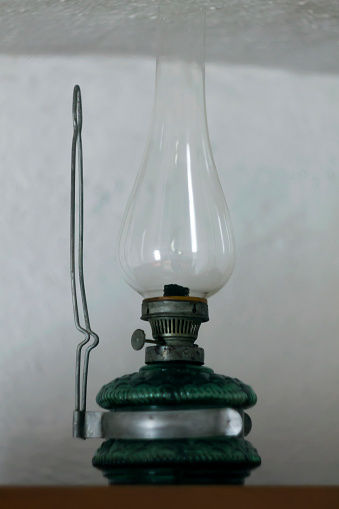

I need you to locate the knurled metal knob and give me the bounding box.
[131,329,146,350]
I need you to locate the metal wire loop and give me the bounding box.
[70,85,99,415]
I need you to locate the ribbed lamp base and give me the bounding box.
[92,363,261,485]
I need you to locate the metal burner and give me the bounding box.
[130,296,209,363]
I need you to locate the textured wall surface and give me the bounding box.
[0,55,338,485]
[1,0,339,73]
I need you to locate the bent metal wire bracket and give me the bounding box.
[70,85,99,438]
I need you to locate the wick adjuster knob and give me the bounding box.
[131,329,157,351]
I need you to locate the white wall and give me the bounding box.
[0,55,338,485]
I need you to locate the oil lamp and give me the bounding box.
[71,4,261,485]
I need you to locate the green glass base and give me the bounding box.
[102,466,250,485]
[93,437,261,485]
[96,363,257,410]
[93,363,261,485]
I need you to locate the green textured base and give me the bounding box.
[96,363,257,410]
[102,466,250,485]
[94,363,261,485]
[92,437,261,485]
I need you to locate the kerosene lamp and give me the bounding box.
[71,4,261,485]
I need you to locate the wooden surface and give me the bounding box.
[0,486,338,509]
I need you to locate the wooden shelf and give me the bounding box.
[0,486,338,509]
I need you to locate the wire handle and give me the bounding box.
[70,85,99,416]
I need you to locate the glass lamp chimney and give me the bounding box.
[119,5,235,299]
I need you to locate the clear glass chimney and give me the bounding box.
[119,5,235,299]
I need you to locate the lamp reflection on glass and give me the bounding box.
[71,4,261,486]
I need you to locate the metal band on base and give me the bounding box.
[74,407,248,439]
